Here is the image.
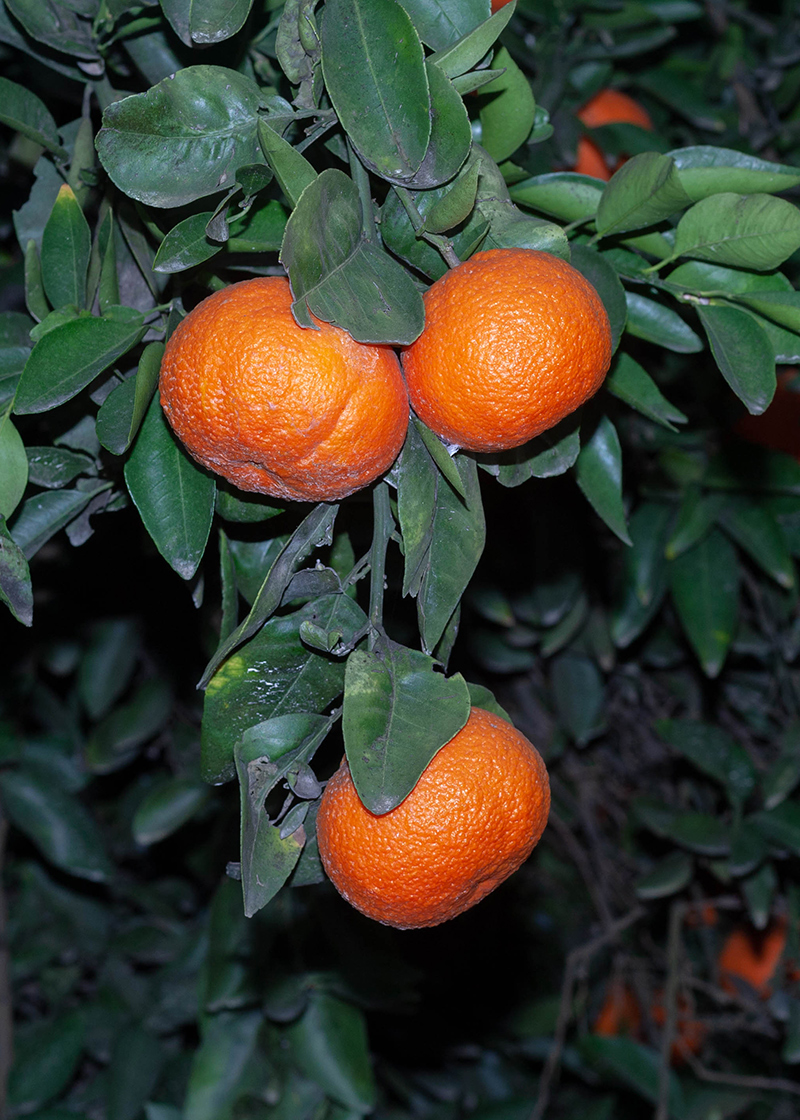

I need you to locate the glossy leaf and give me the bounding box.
[478,47,536,163]
[656,718,756,808]
[0,413,28,520]
[430,2,515,75]
[160,0,253,45]
[575,415,631,545]
[606,351,686,430]
[550,652,606,746]
[343,641,470,813]
[281,169,424,344]
[40,184,91,311]
[9,485,103,559]
[0,75,65,157]
[200,503,339,687]
[133,778,210,846]
[395,0,489,51]
[570,242,627,355]
[153,212,223,273]
[288,990,376,1112]
[636,851,693,899]
[96,341,163,456]
[611,501,672,648]
[124,395,215,580]
[0,515,33,626]
[6,1010,86,1114]
[183,1010,262,1120]
[96,66,268,208]
[201,595,367,784]
[673,193,800,271]
[320,0,430,181]
[669,528,739,677]
[511,171,603,224]
[580,1036,684,1114]
[624,291,703,353]
[0,767,112,881]
[596,152,691,237]
[752,800,800,856]
[25,445,91,489]
[670,146,800,202]
[696,303,775,415]
[478,414,581,487]
[404,60,472,190]
[716,495,795,588]
[14,309,146,415]
[257,119,317,208]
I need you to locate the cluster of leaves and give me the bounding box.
[4,0,800,1118]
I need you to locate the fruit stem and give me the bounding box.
[368,481,393,649]
[393,186,462,270]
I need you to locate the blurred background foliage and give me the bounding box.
[3,1,800,1119]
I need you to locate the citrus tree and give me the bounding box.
[3,0,800,1118]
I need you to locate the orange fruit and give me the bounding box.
[719,918,790,997]
[651,990,706,1065]
[316,707,550,929]
[574,88,654,181]
[400,249,612,452]
[734,369,800,460]
[593,980,642,1038]
[159,276,409,502]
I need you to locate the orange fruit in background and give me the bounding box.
[316,707,550,929]
[400,249,612,453]
[593,980,642,1038]
[651,990,706,1065]
[159,276,409,503]
[734,369,800,460]
[574,88,654,181]
[719,917,792,997]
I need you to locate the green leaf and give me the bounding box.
[124,394,216,580]
[280,168,424,345]
[669,528,739,677]
[9,485,103,560]
[77,617,141,720]
[696,303,775,414]
[478,46,536,163]
[96,66,268,208]
[763,752,800,812]
[40,184,91,311]
[96,341,163,455]
[673,193,800,272]
[160,0,253,46]
[511,172,603,224]
[570,242,627,355]
[257,119,317,208]
[320,0,431,182]
[0,76,66,157]
[0,515,33,626]
[85,679,172,775]
[550,652,606,746]
[183,1010,262,1120]
[200,503,339,687]
[668,811,730,855]
[396,0,489,51]
[343,642,470,814]
[405,60,471,190]
[575,415,631,545]
[235,714,331,915]
[107,1025,164,1120]
[606,351,687,430]
[669,146,800,202]
[752,800,800,856]
[7,1010,85,1115]
[636,851,693,899]
[288,991,376,1113]
[580,1036,684,1114]
[26,445,91,489]
[14,310,147,415]
[430,3,515,76]
[656,718,756,808]
[477,414,581,487]
[0,413,28,520]
[596,152,692,237]
[716,495,795,588]
[4,0,98,60]
[742,862,777,929]
[729,819,768,877]
[153,212,223,274]
[624,291,703,352]
[611,500,672,648]
[665,490,722,559]
[201,595,366,784]
[0,767,112,881]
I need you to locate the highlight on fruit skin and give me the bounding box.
[400,248,612,454]
[159,276,410,503]
[316,707,551,930]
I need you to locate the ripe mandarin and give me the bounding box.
[574,88,654,181]
[400,249,612,452]
[316,707,550,929]
[159,276,409,502]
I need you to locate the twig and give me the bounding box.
[683,1051,800,1097]
[0,810,12,1120]
[547,808,614,931]
[529,906,645,1120]
[655,900,687,1120]
[393,185,462,270]
[367,481,393,650]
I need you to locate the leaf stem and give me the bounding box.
[348,140,377,243]
[394,186,462,269]
[368,481,393,650]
